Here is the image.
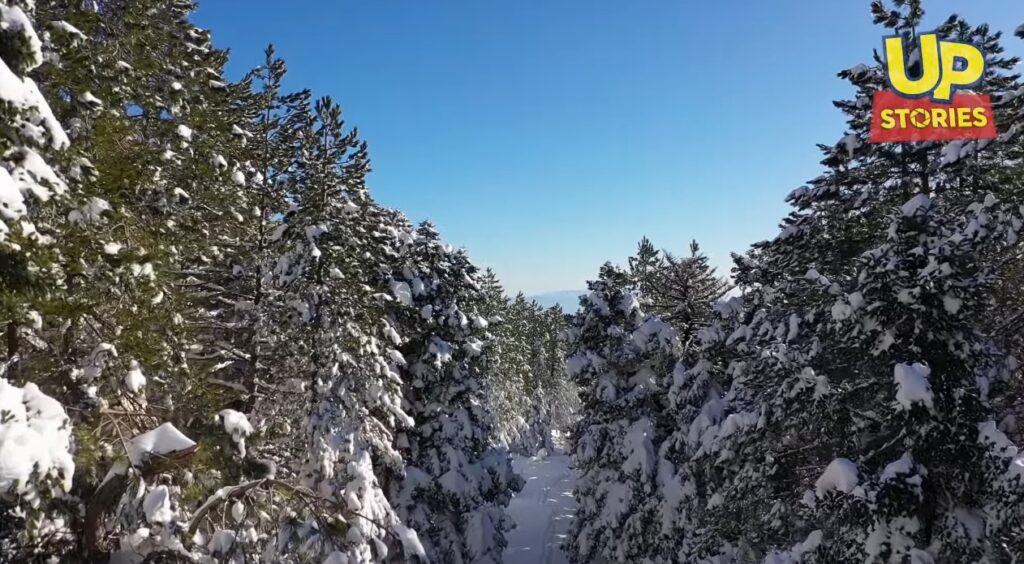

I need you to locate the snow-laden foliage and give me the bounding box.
[387,223,524,564]
[241,96,424,563]
[0,376,75,557]
[565,264,680,563]
[672,194,1024,562]
[2,0,1024,561]
[477,274,577,455]
[564,4,1024,563]
[628,237,731,337]
[0,0,69,244]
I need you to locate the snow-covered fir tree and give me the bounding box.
[671,195,1024,563]
[628,236,662,301]
[488,292,536,452]
[0,1,89,558]
[201,45,311,415]
[565,263,679,563]
[236,96,423,562]
[387,222,523,564]
[477,273,576,455]
[522,303,575,453]
[476,268,527,449]
[628,237,731,338]
[537,304,579,438]
[3,1,503,559]
[20,1,262,558]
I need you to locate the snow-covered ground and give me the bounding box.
[504,451,576,564]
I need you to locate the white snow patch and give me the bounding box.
[218,409,253,457]
[894,362,933,410]
[124,360,146,394]
[230,499,244,523]
[68,197,111,225]
[763,529,823,564]
[79,91,102,106]
[207,529,236,555]
[126,422,195,467]
[1,6,42,71]
[143,485,175,524]
[815,458,859,497]
[390,280,413,306]
[393,523,427,560]
[504,453,575,564]
[622,418,656,477]
[0,379,75,494]
[50,20,87,41]
[942,294,963,314]
[838,133,860,158]
[900,194,932,217]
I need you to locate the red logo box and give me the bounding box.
[869,90,996,143]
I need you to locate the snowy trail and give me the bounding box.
[504,452,576,564]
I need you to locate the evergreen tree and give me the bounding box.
[648,241,732,337]
[493,293,535,452]
[628,236,662,303]
[20,1,261,558]
[388,222,523,564]
[523,381,554,455]
[628,237,731,339]
[478,271,576,455]
[538,305,578,438]
[565,263,679,563]
[196,44,309,414]
[246,96,420,562]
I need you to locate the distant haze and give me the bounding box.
[528,290,585,310]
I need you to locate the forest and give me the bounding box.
[1,0,1024,563]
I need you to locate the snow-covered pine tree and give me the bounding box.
[762,0,1023,292]
[178,46,317,502]
[0,0,74,386]
[16,1,267,558]
[0,0,70,250]
[565,263,679,563]
[477,272,573,454]
[201,45,311,416]
[628,237,730,338]
[520,301,576,454]
[246,96,419,563]
[985,20,1024,441]
[522,381,554,455]
[387,221,522,564]
[653,293,743,563]
[647,241,731,337]
[484,291,532,452]
[537,304,578,439]
[628,236,662,303]
[477,268,505,319]
[0,2,86,559]
[476,268,522,448]
[2,0,534,559]
[676,193,1024,562]
[0,372,77,558]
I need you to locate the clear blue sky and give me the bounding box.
[192,1,1021,295]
